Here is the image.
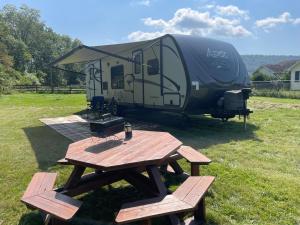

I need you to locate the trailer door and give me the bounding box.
[86,61,102,101]
[132,50,144,105]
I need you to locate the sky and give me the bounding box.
[1,0,300,55]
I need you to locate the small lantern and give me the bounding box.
[124,122,132,139]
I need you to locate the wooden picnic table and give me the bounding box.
[22,129,214,225]
[64,130,182,195]
[61,130,183,224]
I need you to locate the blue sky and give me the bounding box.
[1,0,300,55]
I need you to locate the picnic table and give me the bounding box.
[21,130,214,225]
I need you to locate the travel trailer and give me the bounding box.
[52,34,252,120]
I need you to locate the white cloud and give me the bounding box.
[255,12,300,31]
[204,4,215,9]
[216,5,249,20]
[130,0,151,7]
[293,18,300,25]
[255,12,291,30]
[128,31,166,41]
[128,7,252,41]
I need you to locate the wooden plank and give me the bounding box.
[62,171,124,197]
[22,172,57,199]
[63,165,86,189]
[172,177,200,201]
[22,191,81,220]
[146,166,168,196]
[177,146,211,164]
[169,161,184,175]
[123,171,157,197]
[194,198,205,222]
[175,176,215,208]
[116,176,215,225]
[65,130,182,172]
[191,164,199,176]
[116,195,191,224]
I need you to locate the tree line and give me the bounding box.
[0,4,83,93]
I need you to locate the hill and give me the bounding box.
[241,55,300,75]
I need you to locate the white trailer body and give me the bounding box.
[52,34,251,119]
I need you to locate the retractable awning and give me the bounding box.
[51,40,149,66]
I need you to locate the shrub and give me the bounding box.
[0,64,21,94]
[18,72,41,85]
[251,71,272,81]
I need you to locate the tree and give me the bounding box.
[0,4,82,86]
[251,70,272,81]
[0,17,13,67]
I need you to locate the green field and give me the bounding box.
[0,94,299,225]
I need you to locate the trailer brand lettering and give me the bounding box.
[207,48,228,59]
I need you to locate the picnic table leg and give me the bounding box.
[191,163,200,176]
[194,198,206,223]
[169,161,184,175]
[146,166,168,195]
[146,166,181,225]
[159,163,168,174]
[64,165,86,189]
[123,170,158,196]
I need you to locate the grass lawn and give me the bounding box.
[0,94,299,225]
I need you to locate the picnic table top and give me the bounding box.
[65,130,182,171]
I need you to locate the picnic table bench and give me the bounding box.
[21,130,214,225]
[116,176,215,225]
[21,172,82,222]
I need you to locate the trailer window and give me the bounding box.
[147,58,159,75]
[295,71,300,82]
[111,65,124,89]
[134,54,141,74]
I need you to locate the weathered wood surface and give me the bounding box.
[22,172,57,199]
[115,176,215,224]
[177,146,211,165]
[63,165,86,189]
[116,195,191,224]
[65,130,182,171]
[22,191,82,221]
[173,176,214,207]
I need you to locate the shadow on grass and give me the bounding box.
[22,110,259,170]
[124,110,260,149]
[23,125,71,170]
[18,184,167,225]
[18,177,220,225]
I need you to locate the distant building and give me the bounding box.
[287,61,300,90]
[253,60,300,90]
[255,60,299,80]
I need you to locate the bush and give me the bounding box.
[251,71,272,81]
[0,64,21,94]
[18,72,41,85]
